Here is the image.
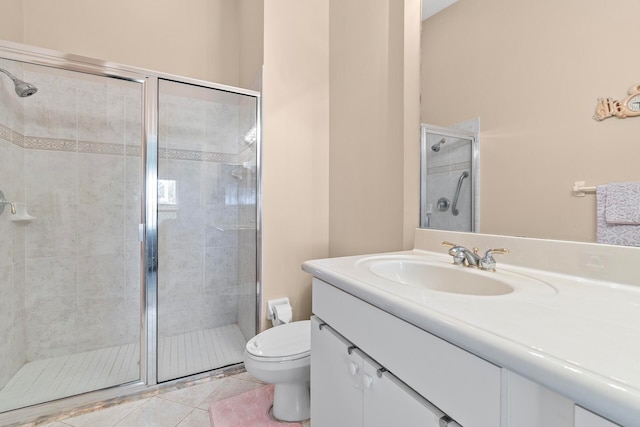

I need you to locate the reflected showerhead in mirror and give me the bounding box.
[0,67,38,97]
[431,138,446,152]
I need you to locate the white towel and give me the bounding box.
[604,182,640,224]
[597,185,640,247]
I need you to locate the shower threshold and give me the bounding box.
[0,324,246,413]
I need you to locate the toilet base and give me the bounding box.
[272,381,310,422]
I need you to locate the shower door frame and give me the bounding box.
[0,40,262,425]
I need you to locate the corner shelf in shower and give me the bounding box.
[9,203,36,223]
[10,214,36,223]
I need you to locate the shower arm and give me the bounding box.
[0,67,19,83]
[451,171,469,216]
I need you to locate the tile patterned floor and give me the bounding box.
[1,325,246,414]
[30,372,311,427]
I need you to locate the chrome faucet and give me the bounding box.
[442,241,480,267]
[442,241,509,271]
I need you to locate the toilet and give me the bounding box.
[243,319,311,422]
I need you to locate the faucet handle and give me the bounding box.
[480,248,509,271]
[442,241,466,266]
[484,248,509,256]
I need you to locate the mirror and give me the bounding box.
[421,0,640,244]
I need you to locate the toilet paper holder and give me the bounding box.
[267,298,292,324]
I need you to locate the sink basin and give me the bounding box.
[363,257,554,296]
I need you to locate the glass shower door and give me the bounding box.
[0,58,143,412]
[157,79,258,382]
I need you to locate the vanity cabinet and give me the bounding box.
[311,316,454,427]
[311,278,622,427]
[311,278,501,427]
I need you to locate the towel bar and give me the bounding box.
[572,181,597,197]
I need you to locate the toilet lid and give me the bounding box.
[246,320,311,359]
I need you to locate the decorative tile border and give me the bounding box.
[24,136,76,152]
[0,123,10,143]
[0,124,239,164]
[78,141,125,156]
[427,161,471,175]
[162,148,237,163]
[126,145,142,157]
[12,131,24,148]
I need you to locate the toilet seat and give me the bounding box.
[245,320,310,362]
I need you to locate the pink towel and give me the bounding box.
[604,182,640,224]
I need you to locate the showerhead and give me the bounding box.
[431,138,445,152]
[14,80,38,97]
[0,67,38,97]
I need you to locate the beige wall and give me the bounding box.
[403,0,422,248]
[422,0,640,242]
[261,0,420,327]
[261,1,330,328]
[0,0,264,95]
[4,0,241,85]
[0,0,24,41]
[239,0,264,89]
[329,0,410,257]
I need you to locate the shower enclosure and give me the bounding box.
[420,123,478,232]
[0,41,260,422]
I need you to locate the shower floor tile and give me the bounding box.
[0,324,246,414]
[0,343,140,413]
[158,324,247,382]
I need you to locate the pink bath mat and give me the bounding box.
[209,384,302,427]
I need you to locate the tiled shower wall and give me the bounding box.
[0,58,27,389]
[425,135,473,231]
[19,67,143,363]
[157,82,257,342]
[1,61,143,385]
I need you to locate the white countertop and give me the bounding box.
[302,247,640,426]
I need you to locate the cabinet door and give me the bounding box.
[311,316,363,427]
[362,358,447,427]
[503,369,573,427]
[574,407,620,427]
[313,278,500,426]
